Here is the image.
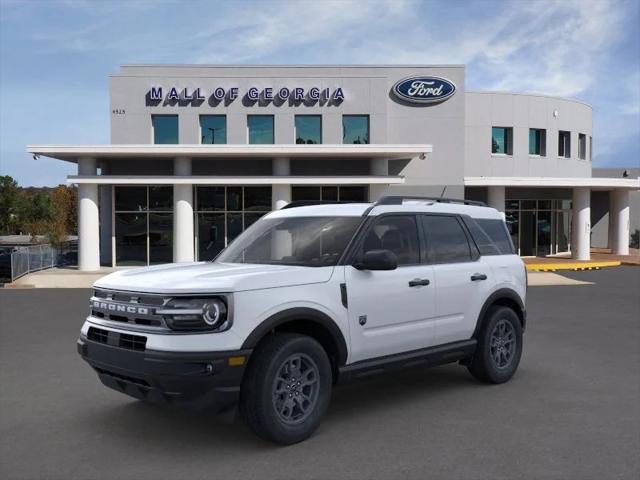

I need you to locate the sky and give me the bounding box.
[0,0,639,187]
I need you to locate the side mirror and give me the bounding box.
[353,249,398,271]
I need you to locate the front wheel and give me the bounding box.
[240,333,332,444]
[467,306,523,384]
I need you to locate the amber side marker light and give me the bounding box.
[228,356,246,366]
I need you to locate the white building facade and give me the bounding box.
[28,65,638,271]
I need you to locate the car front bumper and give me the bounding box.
[77,335,252,414]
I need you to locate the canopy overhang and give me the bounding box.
[28,144,433,163]
[67,175,405,185]
[464,176,640,191]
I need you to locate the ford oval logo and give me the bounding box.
[392,76,456,104]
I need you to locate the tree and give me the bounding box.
[47,185,77,245]
[0,175,20,234]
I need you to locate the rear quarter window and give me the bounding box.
[476,218,515,255]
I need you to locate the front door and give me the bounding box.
[345,215,437,363]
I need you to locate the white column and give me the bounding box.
[487,186,506,219]
[77,157,100,271]
[173,157,194,262]
[611,189,630,255]
[272,157,291,210]
[571,187,591,260]
[369,158,388,201]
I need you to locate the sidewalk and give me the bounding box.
[523,248,639,271]
[5,267,121,289]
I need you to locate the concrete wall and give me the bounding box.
[465,92,592,178]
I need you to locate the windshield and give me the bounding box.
[216,216,362,267]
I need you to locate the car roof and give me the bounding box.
[266,201,503,220]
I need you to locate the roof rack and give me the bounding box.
[280,200,361,210]
[374,196,486,207]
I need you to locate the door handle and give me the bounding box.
[409,278,430,287]
[471,273,487,281]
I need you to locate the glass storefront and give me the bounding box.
[194,186,272,261]
[291,185,368,203]
[505,199,572,256]
[115,186,173,266]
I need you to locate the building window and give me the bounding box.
[194,186,272,260]
[152,115,179,144]
[291,185,368,202]
[248,115,274,144]
[558,131,571,158]
[578,133,587,160]
[295,115,322,144]
[529,128,546,156]
[589,136,593,161]
[114,186,173,266]
[491,127,513,155]
[200,115,227,144]
[343,115,369,144]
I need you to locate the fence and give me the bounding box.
[4,242,78,282]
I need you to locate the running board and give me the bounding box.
[337,339,477,384]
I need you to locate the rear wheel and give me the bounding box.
[467,306,522,383]
[240,333,332,444]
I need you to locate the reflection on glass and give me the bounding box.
[196,186,225,211]
[115,187,146,212]
[505,210,519,254]
[492,127,507,154]
[537,211,552,257]
[244,187,271,211]
[200,115,227,144]
[321,186,338,201]
[292,186,321,202]
[149,186,173,211]
[520,211,536,256]
[342,115,369,144]
[149,213,173,264]
[557,211,570,252]
[248,115,274,144]
[295,115,322,144]
[153,115,179,144]
[197,213,225,261]
[227,213,243,243]
[227,187,242,211]
[115,213,147,266]
[339,186,368,202]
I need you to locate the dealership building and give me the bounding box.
[28,65,639,271]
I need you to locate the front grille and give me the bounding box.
[87,326,147,352]
[90,289,168,330]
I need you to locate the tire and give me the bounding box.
[467,306,523,384]
[240,333,332,444]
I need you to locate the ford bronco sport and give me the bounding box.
[78,196,526,444]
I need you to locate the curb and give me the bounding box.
[525,261,621,272]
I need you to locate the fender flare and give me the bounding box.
[241,307,349,366]
[472,288,526,338]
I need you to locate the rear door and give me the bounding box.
[345,214,437,363]
[420,214,495,345]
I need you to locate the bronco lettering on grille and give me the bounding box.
[91,300,149,315]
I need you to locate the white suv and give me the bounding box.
[78,196,526,444]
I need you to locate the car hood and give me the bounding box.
[94,262,335,294]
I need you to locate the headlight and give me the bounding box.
[157,297,230,332]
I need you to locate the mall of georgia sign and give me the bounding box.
[391,76,456,104]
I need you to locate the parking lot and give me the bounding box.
[1,267,639,480]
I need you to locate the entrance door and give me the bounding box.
[345,215,437,363]
[537,210,553,256]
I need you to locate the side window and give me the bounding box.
[360,216,420,265]
[422,215,472,264]
[476,218,515,254]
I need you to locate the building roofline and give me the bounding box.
[118,64,466,69]
[466,90,592,109]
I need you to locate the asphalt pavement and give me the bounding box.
[1,267,639,480]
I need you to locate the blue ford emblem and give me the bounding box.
[392,76,456,104]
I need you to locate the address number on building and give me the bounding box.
[112,109,126,115]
